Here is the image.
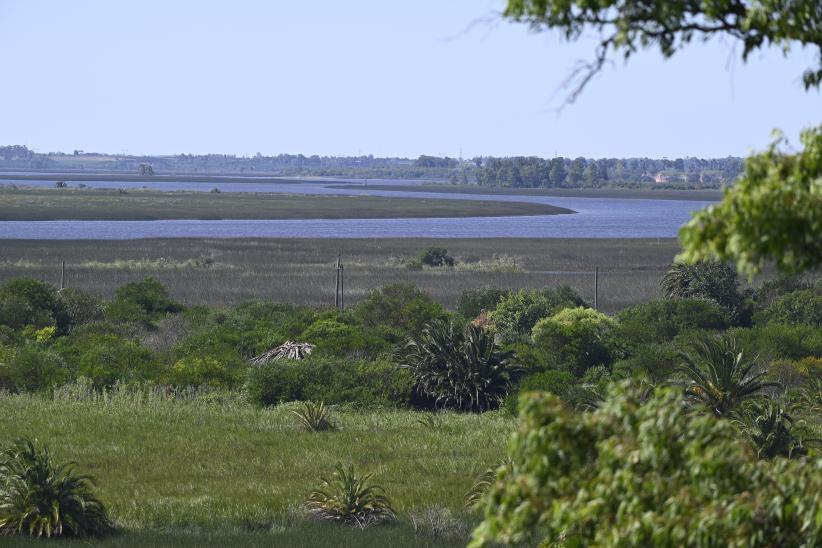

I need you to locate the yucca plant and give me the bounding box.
[734,399,820,459]
[464,458,513,510]
[397,321,524,412]
[305,464,396,528]
[292,400,335,432]
[0,438,112,538]
[678,335,778,415]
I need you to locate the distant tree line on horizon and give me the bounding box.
[0,144,742,188]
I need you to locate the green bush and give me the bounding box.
[1,344,68,393]
[417,247,454,267]
[756,288,822,327]
[164,355,245,389]
[730,323,822,361]
[457,287,511,320]
[531,307,622,377]
[106,277,182,324]
[245,358,413,408]
[617,298,731,347]
[660,260,751,325]
[57,287,104,331]
[354,284,447,338]
[300,316,388,358]
[0,277,67,332]
[54,332,159,388]
[503,370,574,415]
[471,384,822,547]
[612,342,680,382]
[490,287,586,343]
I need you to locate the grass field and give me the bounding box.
[0,389,509,546]
[331,183,723,201]
[0,238,682,313]
[0,187,571,221]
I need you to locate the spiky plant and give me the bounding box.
[292,400,335,432]
[678,335,778,416]
[734,399,820,459]
[0,438,112,538]
[305,464,396,528]
[397,321,524,412]
[464,458,513,510]
[415,413,444,429]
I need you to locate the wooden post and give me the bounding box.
[59,261,65,291]
[594,267,599,310]
[340,261,344,310]
[334,254,341,309]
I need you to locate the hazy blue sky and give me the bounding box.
[1,0,819,158]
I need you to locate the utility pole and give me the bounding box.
[59,261,65,291]
[594,267,599,310]
[334,254,341,309]
[334,254,345,311]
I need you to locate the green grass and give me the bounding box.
[0,187,571,220]
[330,183,723,201]
[0,390,509,546]
[0,238,681,312]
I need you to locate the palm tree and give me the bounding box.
[397,321,523,412]
[678,335,777,416]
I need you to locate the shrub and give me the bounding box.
[165,355,244,389]
[107,277,181,324]
[612,343,680,382]
[245,358,413,408]
[354,284,447,337]
[734,399,817,459]
[306,464,396,528]
[417,246,454,267]
[0,438,112,538]
[54,332,159,388]
[730,323,822,361]
[503,370,574,415]
[0,277,66,332]
[2,345,68,393]
[617,298,731,347]
[457,287,510,320]
[57,288,104,332]
[531,307,621,377]
[490,287,586,343]
[471,384,822,547]
[397,322,524,412]
[661,260,751,325]
[756,288,822,327]
[300,317,388,358]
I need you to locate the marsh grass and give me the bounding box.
[0,389,510,545]
[0,238,679,312]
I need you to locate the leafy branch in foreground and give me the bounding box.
[503,0,822,104]
[0,438,113,538]
[305,464,396,528]
[679,125,822,277]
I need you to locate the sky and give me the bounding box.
[0,0,819,159]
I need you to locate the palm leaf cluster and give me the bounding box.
[678,335,777,416]
[292,400,335,432]
[305,464,395,529]
[0,438,112,538]
[734,399,820,459]
[397,321,523,412]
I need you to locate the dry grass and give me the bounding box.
[0,238,679,313]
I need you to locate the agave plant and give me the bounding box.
[292,400,335,432]
[0,438,112,538]
[305,464,396,528]
[397,321,524,412]
[678,335,778,416]
[734,399,820,459]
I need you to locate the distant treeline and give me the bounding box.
[0,145,742,188]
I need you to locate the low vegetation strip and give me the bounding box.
[0,187,572,221]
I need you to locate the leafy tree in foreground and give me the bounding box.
[503,0,822,276]
[470,384,822,547]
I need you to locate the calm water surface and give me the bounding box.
[0,178,712,239]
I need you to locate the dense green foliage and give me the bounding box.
[472,385,822,547]
[305,464,396,529]
[0,438,112,538]
[489,286,586,342]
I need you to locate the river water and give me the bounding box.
[0,178,713,239]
